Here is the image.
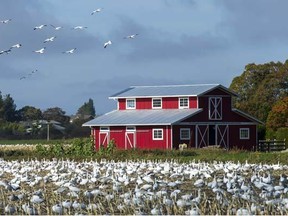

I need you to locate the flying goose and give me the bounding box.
[34,24,47,30]
[72,26,88,30]
[124,34,139,39]
[33,47,46,54]
[50,24,63,30]
[104,40,112,48]
[10,43,22,49]
[62,48,76,54]
[91,8,103,15]
[44,36,56,43]
[0,19,12,24]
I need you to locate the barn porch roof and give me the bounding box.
[82,109,202,127]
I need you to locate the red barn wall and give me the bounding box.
[229,125,257,150]
[136,98,151,109]
[92,125,172,150]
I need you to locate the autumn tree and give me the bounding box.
[266,97,288,132]
[230,61,288,123]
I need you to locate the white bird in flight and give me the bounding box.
[33,47,46,54]
[44,36,56,43]
[0,49,11,55]
[72,26,88,30]
[104,40,112,48]
[0,19,12,24]
[124,34,139,39]
[63,48,76,54]
[50,24,63,30]
[11,43,22,49]
[91,8,103,15]
[34,24,47,30]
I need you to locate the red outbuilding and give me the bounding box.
[83,84,262,150]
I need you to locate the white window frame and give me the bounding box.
[153,129,163,140]
[100,127,110,132]
[126,98,136,109]
[209,97,222,120]
[240,128,250,140]
[179,97,189,109]
[180,128,190,140]
[152,98,162,109]
[126,126,136,132]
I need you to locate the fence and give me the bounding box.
[257,140,286,152]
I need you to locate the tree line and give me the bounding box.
[0,95,95,139]
[229,60,288,140]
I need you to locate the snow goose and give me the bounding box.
[52,204,63,215]
[34,24,47,30]
[33,47,46,54]
[104,40,112,48]
[124,34,139,39]
[1,19,12,24]
[91,8,103,15]
[72,26,88,30]
[62,48,76,54]
[50,24,63,30]
[11,43,22,49]
[44,36,56,43]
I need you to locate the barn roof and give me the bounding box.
[109,84,238,99]
[82,109,202,127]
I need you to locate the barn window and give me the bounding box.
[240,128,250,139]
[152,98,162,109]
[126,126,136,132]
[126,99,136,109]
[153,129,163,140]
[209,97,222,120]
[180,128,190,140]
[100,127,110,131]
[179,97,189,109]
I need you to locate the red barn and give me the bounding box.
[83,84,262,150]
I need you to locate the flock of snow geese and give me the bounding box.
[0,158,288,215]
[0,8,139,80]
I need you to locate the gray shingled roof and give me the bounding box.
[83,109,202,126]
[109,84,237,99]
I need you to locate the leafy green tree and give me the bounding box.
[230,61,288,123]
[42,107,70,125]
[77,98,96,117]
[17,106,42,121]
[0,92,4,121]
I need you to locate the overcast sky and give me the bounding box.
[1,0,288,115]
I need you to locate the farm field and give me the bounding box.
[0,158,288,215]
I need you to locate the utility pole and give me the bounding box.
[47,121,50,141]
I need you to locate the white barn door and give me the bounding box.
[196,125,209,148]
[99,132,109,148]
[216,125,229,149]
